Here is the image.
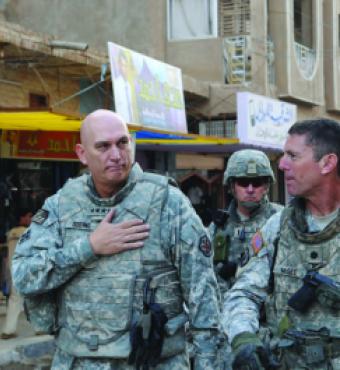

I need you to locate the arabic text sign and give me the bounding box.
[1,130,79,160]
[108,42,187,133]
[237,92,297,149]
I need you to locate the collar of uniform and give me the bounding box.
[288,197,340,243]
[85,163,143,207]
[228,196,268,222]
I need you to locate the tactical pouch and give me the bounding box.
[316,285,340,310]
[213,232,229,263]
[24,291,58,334]
[281,328,340,365]
[134,267,182,320]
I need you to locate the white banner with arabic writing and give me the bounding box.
[237,92,297,150]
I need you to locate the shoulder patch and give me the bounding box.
[32,209,49,225]
[199,235,212,257]
[251,231,264,255]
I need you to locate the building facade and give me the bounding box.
[1,0,339,214]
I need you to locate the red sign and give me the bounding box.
[1,130,80,160]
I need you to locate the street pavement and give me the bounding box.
[0,299,54,369]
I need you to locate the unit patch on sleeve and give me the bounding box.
[199,235,212,257]
[251,231,264,255]
[32,209,49,225]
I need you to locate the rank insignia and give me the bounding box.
[199,235,212,257]
[251,231,263,255]
[32,209,49,224]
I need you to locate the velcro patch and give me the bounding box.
[247,160,257,174]
[32,209,49,225]
[251,231,264,255]
[72,222,90,229]
[199,235,212,257]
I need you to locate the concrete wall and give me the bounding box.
[323,0,340,113]
[3,0,340,123]
[167,38,224,82]
[268,0,324,106]
[3,0,167,60]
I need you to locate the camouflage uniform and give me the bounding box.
[209,197,282,296]
[223,198,340,369]
[12,163,220,370]
[210,150,282,370]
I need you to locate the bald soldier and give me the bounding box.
[12,109,220,370]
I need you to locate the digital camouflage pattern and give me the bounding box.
[209,197,283,295]
[51,347,190,370]
[12,163,220,370]
[223,200,340,369]
[211,149,282,369]
[223,149,275,185]
[209,199,282,370]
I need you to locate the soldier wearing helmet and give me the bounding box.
[210,149,283,370]
[209,149,283,293]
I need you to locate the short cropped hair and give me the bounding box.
[288,118,340,176]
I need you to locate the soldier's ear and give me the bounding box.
[319,153,337,175]
[75,143,88,166]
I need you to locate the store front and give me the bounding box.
[0,110,238,228]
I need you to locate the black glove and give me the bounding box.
[231,332,280,370]
[218,260,237,281]
[128,302,168,370]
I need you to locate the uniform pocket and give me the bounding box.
[272,266,306,312]
[63,273,135,333]
[134,268,183,320]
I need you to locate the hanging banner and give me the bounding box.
[0,130,79,160]
[108,41,187,133]
[237,92,297,149]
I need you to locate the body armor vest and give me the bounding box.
[55,172,184,358]
[266,204,340,337]
[215,199,281,269]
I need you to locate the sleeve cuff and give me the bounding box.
[77,236,98,266]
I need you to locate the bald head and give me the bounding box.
[76,109,133,197]
[80,109,128,146]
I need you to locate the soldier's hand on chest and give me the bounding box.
[89,209,150,255]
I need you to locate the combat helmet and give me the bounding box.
[223,149,275,185]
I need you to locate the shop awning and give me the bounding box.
[0,111,82,131]
[0,110,239,148]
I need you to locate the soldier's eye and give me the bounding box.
[95,142,110,151]
[117,137,129,149]
[287,151,297,160]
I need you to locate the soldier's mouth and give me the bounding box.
[106,165,123,172]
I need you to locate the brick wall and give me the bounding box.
[0,65,80,112]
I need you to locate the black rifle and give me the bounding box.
[288,271,340,313]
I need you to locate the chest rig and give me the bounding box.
[214,199,279,267]
[266,204,340,336]
[56,172,184,358]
